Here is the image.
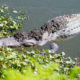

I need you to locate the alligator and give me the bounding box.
[0,14,80,53]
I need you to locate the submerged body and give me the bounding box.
[0,14,80,52]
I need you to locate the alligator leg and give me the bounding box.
[40,43,59,55]
[49,43,59,53]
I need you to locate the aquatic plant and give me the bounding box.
[0,47,80,80]
[0,5,27,38]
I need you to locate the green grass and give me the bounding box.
[0,47,80,80]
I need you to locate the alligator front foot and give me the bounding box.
[49,43,59,53]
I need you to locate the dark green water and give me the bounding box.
[0,0,80,58]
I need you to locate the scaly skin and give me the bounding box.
[0,14,80,52]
